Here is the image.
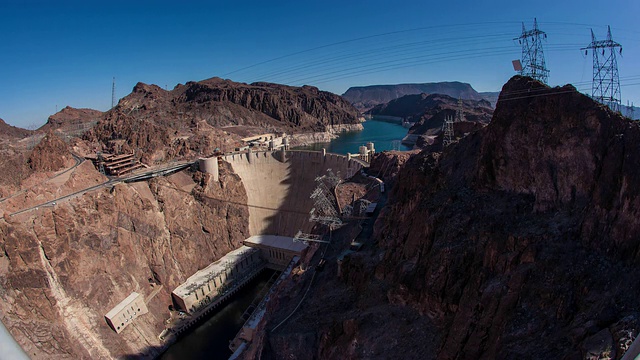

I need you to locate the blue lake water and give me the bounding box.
[296,119,412,154]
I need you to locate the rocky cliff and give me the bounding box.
[0,156,251,358]
[342,82,492,111]
[259,76,640,359]
[373,76,640,358]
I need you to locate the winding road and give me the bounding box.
[6,159,194,217]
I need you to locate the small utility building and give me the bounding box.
[105,292,148,333]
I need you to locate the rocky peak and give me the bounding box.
[0,118,32,139]
[27,131,70,172]
[42,106,103,131]
[132,82,165,95]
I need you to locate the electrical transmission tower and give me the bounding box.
[456,98,465,123]
[111,77,117,109]
[581,26,623,113]
[442,115,454,146]
[514,18,549,84]
[294,170,342,245]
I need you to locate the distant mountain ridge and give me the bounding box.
[342,81,498,111]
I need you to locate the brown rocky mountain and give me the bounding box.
[0,118,32,139]
[0,76,364,358]
[82,77,361,163]
[367,92,493,123]
[121,77,361,133]
[256,76,640,359]
[5,74,639,359]
[342,81,494,111]
[40,106,103,132]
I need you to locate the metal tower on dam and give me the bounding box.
[582,26,623,113]
[515,18,549,84]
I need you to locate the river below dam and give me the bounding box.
[160,269,277,360]
[297,118,413,154]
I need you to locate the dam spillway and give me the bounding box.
[220,150,365,236]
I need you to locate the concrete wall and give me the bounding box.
[172,247,262,313]
[221,150,363,236]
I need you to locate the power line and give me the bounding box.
[223,21,522,78]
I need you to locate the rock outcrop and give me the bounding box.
[40,106,103,132]
[0,118,32,140]
[367,92,492,122]
[27,132,72,172]
[375,76,640,358]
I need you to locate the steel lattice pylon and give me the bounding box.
[442,115,454,147]
[111,77,116,109]
[514,18,549,84]
[456,98,465,123]
[581,26,622,113]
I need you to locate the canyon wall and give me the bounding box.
[373,76,640,358]
[0,162,250,358]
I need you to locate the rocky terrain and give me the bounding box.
[80,78,361,164]
[342,81,497,111]
[368,92,493,149]
[254,76,640,359]
[3,74,640,359]
[0,76,365,359]
[367,92,493,123]
[39,106,103,132]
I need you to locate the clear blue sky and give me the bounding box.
[1,0,638,128]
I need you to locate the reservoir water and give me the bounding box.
[297,118,413,154]
[160,269,277,360]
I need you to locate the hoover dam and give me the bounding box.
[159,148,368,357]
[217,150,365,236]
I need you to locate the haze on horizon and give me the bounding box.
[1,0,638,129]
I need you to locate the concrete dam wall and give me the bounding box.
[220,150,364,236]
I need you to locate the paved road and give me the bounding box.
[0,153,84,204]
[8,161,194,217]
